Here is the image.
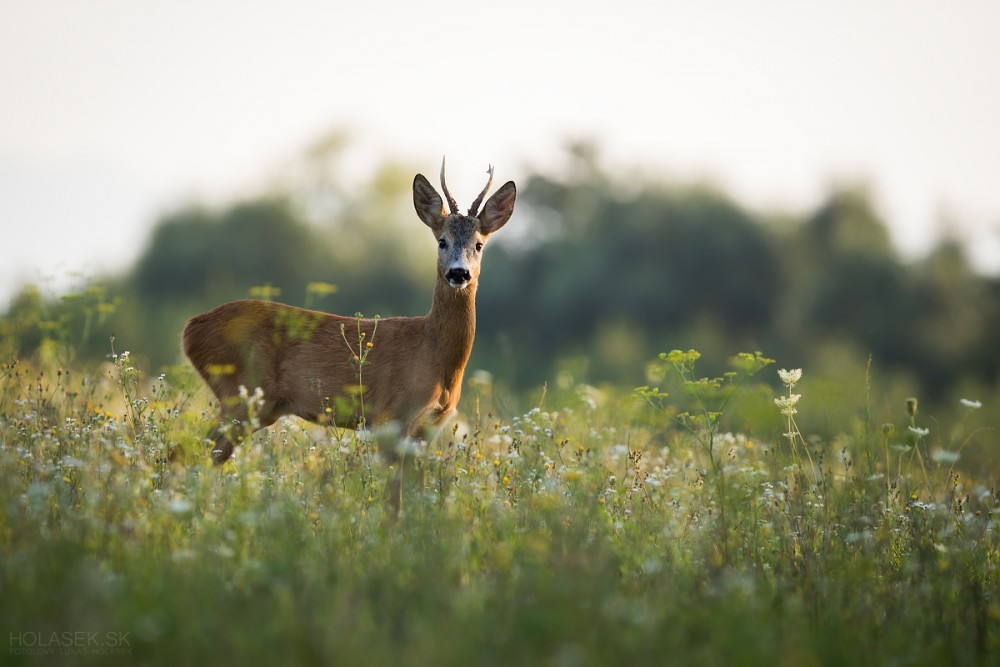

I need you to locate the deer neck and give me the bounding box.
[427,276,477,375]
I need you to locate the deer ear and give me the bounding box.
[478,181,516,234]
[413,174,445,229]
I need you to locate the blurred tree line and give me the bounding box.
[3,137,999,433]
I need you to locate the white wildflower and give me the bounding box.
[908,426,930,437]
[930,449,960,464]
[960,398,982,410]
[777,368,802,387]
[470,369,493,386]
[394,437,422,457]
[213,544,235,558]
[168,498,193,515]
[774,394,801,415]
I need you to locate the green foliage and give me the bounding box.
[133,199,335,302]
[1,282,119,368]
[1,351,998,665]
[478,162,783,389]
[339,313,380,429]
[3,138,999,663]
[3,140,1000,453]
[638,349,774,471]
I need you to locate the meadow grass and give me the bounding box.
[0,347,998,666]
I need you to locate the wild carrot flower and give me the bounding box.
[960,398,982,409]
[778,368,802,387]
[773,393,801,415]
[168,497,193,515]
[930,449,960,464]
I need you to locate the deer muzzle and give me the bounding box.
[445,266,472,288]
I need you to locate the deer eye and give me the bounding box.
[475,242,483,252]
[438,238,447,249]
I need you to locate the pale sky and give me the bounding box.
[2,0,999,308]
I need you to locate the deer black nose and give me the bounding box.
[445,267,471,284]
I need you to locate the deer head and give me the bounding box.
[412,158,517,289]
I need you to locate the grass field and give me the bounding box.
[1,346,998,666]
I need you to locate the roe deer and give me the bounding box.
[182,160,516,464]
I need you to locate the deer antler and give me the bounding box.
[468,164,495,217]
[440,156,460,215]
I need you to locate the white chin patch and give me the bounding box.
[448,279,470,289]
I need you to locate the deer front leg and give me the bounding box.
[383,406,458,514]
[207,394,280,464]
[207,422,237,464]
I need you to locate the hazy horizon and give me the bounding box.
[3,0,999,308]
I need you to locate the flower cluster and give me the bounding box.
[774,368,803,416]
